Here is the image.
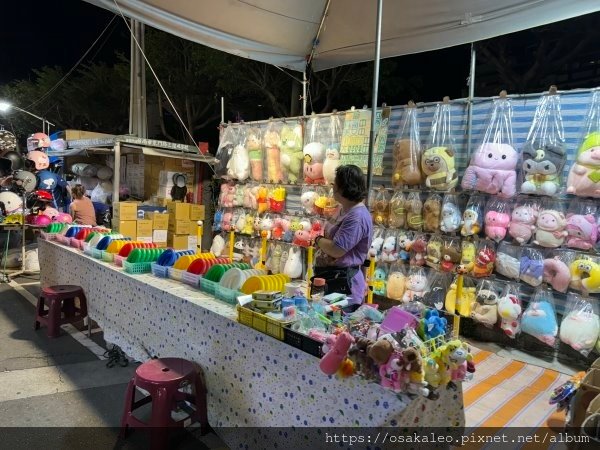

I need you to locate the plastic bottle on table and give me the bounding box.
[310,277,327,304]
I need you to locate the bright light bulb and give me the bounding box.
[0,102,11,112]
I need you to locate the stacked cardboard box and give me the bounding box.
[111,202,139,239]
[146,211,169,247]
[165,202,206,250]
[144,156,195,204]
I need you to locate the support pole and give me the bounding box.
[466,43,476,158]
[302,70,307,116]
[221,97,225,124]
[113,142,121,206]
[366,0,383,200]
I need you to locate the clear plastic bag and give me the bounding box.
[470,279,502,327]
[323,114,343,185]
[300,185,319,215]
[246,127,263,182]
[396,231,413,264]
[559,293,600,356]
[322,187,340,219]
[368,226,386,261]
[268,185,286,214]
[280,122,304,184]
[425,234,443,270]
[423,193,442,233]
[440,237,461,273]
[484,197,512,242]
[460,194,484,237]
[472,239,496,278]
[567,90,600,198]
[569,254,600,294]
[457,240,477,274]
[388,191,406,229]
[409,233,428,267]
[405,192,423,231]
[445,274,476,316]
[461,92,518,198]
[508,196,540,245]
[497,283,522,339]
[520,87,566,196]
[373,262,389,296]
[542,249,572,293]
[401,266,429,315]
[495,241,522,280]
[215,125,237,178]
[519,247,544,287]
[380,229,399,264]
[565,200,598,251]
[392,102,422,187]
[533,200,568,248]
[386,261,407,301]
[227,123,250,181]
[370,187,390,227]
[440,193,462,233]
[263,120,283,183]
[422,271,451,311]
[422,98,458,191]
[303,114,327,185]
[521,286,558,347]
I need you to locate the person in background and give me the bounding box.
[313,165,372,311]
[69,184,97,226]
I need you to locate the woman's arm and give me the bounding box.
[315,236,346,259]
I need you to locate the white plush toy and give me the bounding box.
[228,144,250,181]
[559,308,600,354]
[368,236,384,261]
[301,191,319,214]
[497,294,522,338]
[210,234,226,257]
[440,203,461,233]
[380,236,398,263]
[323,148,340,185]
[402,273,428,303]
[283,246,303,279]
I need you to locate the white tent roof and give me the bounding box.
[86,0,600,71]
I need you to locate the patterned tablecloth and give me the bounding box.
[39,240,465,448]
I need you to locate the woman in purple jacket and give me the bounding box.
[313,165,373,311]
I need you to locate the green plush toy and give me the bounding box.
[280,124,304,183]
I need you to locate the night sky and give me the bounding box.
[1,1,127,83]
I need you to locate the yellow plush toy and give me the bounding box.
[421,147,458,191]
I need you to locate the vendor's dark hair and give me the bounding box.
[72,184,86,199]
[334,165,367,202]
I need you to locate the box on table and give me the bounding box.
[137,219,153,238]
[137,236,153,243]
[188,235,198,251]
[189,204,205,221]
[168,233,189,250]
[112,219,137,239]
[146,212,169,230]
[113,202,138,221]
[167,201,190,220]
[169,219,191,235]
[153,230,167,246]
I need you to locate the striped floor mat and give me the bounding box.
[463,347,572,448]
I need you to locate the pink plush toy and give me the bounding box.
[533,210,568,248]
[304,162,325,185]
[221,185,235,208]
[485,211,511,242]
[219,183,229,206]
[542,257,571,293]
[221,211,233,231]
[508,205,538,244]
[461,143,518,198]
[379,352,407,392]
[319,331,354,375]
[565,214,598,250]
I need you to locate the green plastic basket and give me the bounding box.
[123,260,153,274]
[215,284,242,305]
[91,248,103,259]
[101,251,114,263]
[199,278,218,295]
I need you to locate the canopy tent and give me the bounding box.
[86,0,600,72]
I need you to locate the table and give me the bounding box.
[39,239,465,448]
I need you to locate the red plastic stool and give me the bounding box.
[34,285,88,338]
[120,358,208,449]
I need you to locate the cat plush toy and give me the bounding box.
[520,143,565,196]
[461,143,518,198]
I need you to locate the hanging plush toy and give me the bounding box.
[508,203,538,244]
[264,124,282,183]
[567,132,600,198]
[542,256,571,293]
[521,143,565,196]
[323,148,340,185]
[521,290,558,346]
[247,127,263,182]
[386,270,406,301]
[559,295,600,355]
[565,214,598,250]
[280,124,304,183]
[440,201,461,233]
[421,147,457,191]
[497,290,522,338]
[470,280,501,327]
[533,209,568,248]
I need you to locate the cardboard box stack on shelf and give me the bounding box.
[146,212,169,247]
[165,201,206,250]
[111,202,139,239]
[144,156,196,206]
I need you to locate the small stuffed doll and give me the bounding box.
[303,142,326,184]
[323,148,340,185]
[456,240,476,274]
[460,206,481,237]
[280,124,304,183]
[300,190,319,215]
[440,241,461,272]
[472,244,496,278]
[380,235,398,263]
[388,192,406,229]
[371,189,390,226]
[242,184,259,210]
[212,209,223,232]
[445,280,476,317]
[542,256,571,293]
[470,281,500,327]
[402,347,430,397]
[521,295,558,346]
[423,194,442,233]
[268,186,286,213]
[368,235,384,261]
[421,146,458,191]
[256,186,269,214]
[372,265,388,296]
[495,251,521,280]
[559,298,600,354]
[519,253,544,287]
[392,140,422,186]
[386,271,406,301]
[508,204,538,244]
[420,309,447,340]
[221,210,233,232]
[565,214,598,250]
[566,132,600,198]
[521,143,565,196]
[423,356,441,388]
[292,219,312,248]
[263,126,282,183]
[265,244,283,274]
[319,331,354,376]
[228,140,250,181]
[402,272,428,304]
[569,258,600,294]
[233,238,246,262]
[497,293,522,338]
[425,237,442,269]
[442,340,474,383]
[209,234,226,257]
[379,352,408,392]
[405,193,423,231]
[461,142,518,198]
[283,246,303,279]
[246,127,263,181]
[440,201,461,233]
[533,209,568,248]
[271,217,285,240]
[397,233,412,263]
[409,235,427,266]
[484,210,511,242]
[259,216,274,239]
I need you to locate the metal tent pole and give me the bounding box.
[366,0,383,199]
[303,70,307,116]
[466,43,476,157]
[113,142,121,207]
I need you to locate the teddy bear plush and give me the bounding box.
[280,124,304,183]
[440,243,461,272]
[423,195,441,233]
[421,146,457,191]
[461,143,518,198]
[521,143,565,196]
[409,236,427,266]
[402,347,430,397]
[389,192,406,228]
[392,139,422,187]
[348,337,380,380]
[567,132,600,198]
[533,209,568,248]
[405,194,423,231]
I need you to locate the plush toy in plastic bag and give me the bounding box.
[372,262,388,296]
[484,197,511,242]
[472,240,496,278]
[268,185,286,213]
[423,193,442,233]
[440,193,462,233]
[323,113,343,185]
[569,255,600,294]
[497,283,522,338]
[559,293,600,356]
[396,231,413,264]
[368,227,386,262]
[369,187,390,227]
[300,185,319,215]
[322,187,340,219]
[422,98,458,191]
[405,192,423,231]
[461,92,518,198]
[494,241,522,280]
[401,267,428,315]
[380,229,398,263]
[422,271,451,312]
[247,127,263,182]
[567,90,600,198]
[457,240,477,274]
[470,279,502,327]
[445,274,475,317]
[520,86,566,196]
[227,124,250,181]
[210,233,226,257]
[409,233,427,267]
[265,243,283,275]
[460,194,484,237]
[508,196,539,244]
[519,247,544,287]
[521,286,558,347]
[388,191,406,229]
[425,234,443,270]
[533,201,568,248]
[303,114,326,185]
[542,250,572,293]
[392,101,422,187]
[263,120,283,183]
[565,200,598,251]
[215,124,236,178]
[440,238,461,273]
[280,122,304,183]
[386,261,407,301]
